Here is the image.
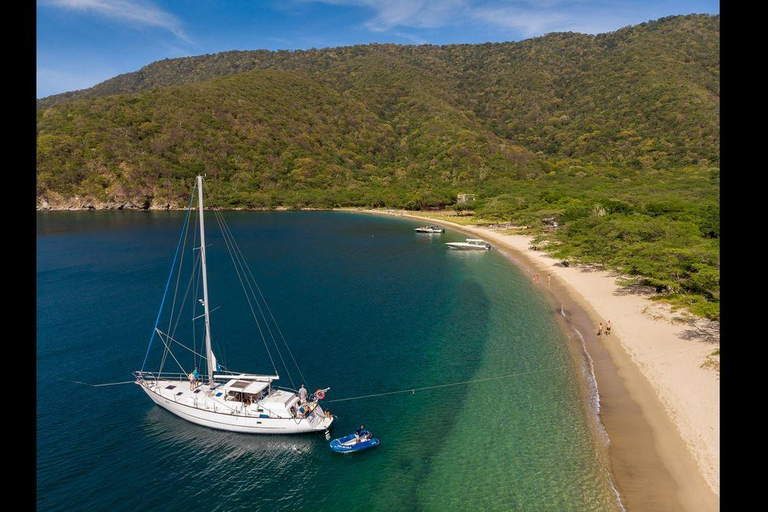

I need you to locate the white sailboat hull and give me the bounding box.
[138,380,333,434]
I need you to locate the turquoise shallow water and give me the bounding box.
[37,211,622,511]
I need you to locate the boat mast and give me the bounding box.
[197,175,214,385]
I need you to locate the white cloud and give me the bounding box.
[308,0,639,37]
[472,3,627,37]
[43,0,190,41]
[315,0,471,31]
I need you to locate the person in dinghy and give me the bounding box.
[355,424,372,443]
[329,424,380,452]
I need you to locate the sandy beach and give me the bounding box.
[357,209,720,511]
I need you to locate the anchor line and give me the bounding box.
[69,380,136,387]
[326,365,571,403]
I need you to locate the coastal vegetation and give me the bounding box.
[36,14,719,319]
[701,349,720,373]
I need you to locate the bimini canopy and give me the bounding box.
[222,379,270,395]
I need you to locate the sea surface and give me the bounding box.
[37,211,622,511]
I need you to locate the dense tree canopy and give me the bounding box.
[36,14,719,318]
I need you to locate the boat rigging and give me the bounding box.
[134,176,333,434]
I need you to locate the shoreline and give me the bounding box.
[38,207,720,509]
[354,209,719,512]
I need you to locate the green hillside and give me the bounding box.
[36,14,719,318]
[37,67,536,209]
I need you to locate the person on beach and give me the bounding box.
[597,322,603,337]
[606,320,611,335]
[547,274,551,286]
[298,383,308,403]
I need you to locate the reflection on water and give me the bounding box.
[140,407,326,506]
[143,406,320,458]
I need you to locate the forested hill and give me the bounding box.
[38,13,719,196]
[36,12,719,208]
[36,14,720,318]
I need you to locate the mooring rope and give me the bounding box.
[80,339,711,397]
[326,365,572,403]
[70,368,563,393]
[70,380,136,387]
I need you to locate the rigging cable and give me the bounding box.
[157,328,189,375]
[168,249,201,350]
[216,210,308,386]
[191,211,201,370]
[155,328,209,360]
[164,202,192,349]
[209,207,281,380]
[141,188,196,373]
[213,208,293,385]
[161,200,195,374]
[159,220,197,377]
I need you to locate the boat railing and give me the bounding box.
[134,370,278,383]
[133,370,214,385]
[134,370,187,383]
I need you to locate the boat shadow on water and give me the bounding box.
[142,406,321,458]
[139,402,333,505]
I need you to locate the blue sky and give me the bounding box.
[37,1,719,98]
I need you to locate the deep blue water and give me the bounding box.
[37,211,621,511]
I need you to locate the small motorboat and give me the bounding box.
[445,238,491,250]
[414,225,445,233]
[329,432,380,453]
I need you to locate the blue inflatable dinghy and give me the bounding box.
[329,432,380,453]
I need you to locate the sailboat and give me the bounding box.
[134,176,334,434]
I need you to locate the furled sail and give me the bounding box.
[210,350,220,373]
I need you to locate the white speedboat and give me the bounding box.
[134,176,333,435]
[445,238,492,250]
[414,225,445,233]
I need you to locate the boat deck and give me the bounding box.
[141,379,307,419]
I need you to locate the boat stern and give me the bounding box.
[311,404,335,431]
